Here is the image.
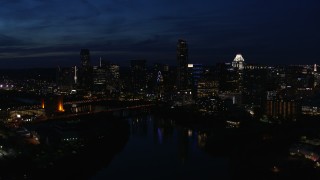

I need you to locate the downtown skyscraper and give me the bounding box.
[176,39,188,90]
[78,49,93,91]
[131,59,147,94]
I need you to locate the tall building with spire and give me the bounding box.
[231,54,245,94]
[177,39,188,90]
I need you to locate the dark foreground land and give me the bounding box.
[0,112,130,180]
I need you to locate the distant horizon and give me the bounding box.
[0,44,319,69]
[0,54,318,70]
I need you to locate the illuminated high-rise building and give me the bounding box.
[109,63,120,80]
[232,54,245,70]
[152,63,173,100]
[266,99,298,121]
[56,66,76,94]
[177,39,188,90]
[92,65,107,94]
[188,64,203,98]
[231,54,246,93]
[108,63,120,97]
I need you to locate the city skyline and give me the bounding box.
[0,13,320,177]
[0,0,320,68]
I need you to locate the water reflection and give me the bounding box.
[154,119,174,146]
[92,115,228,179]
[177,127,189,163]
[130,115,212,163]
[197,132,208,148]
[129,115,207,163]
[131,117,148,137]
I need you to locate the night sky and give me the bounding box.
[0,0,319,68]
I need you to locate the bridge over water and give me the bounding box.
[2,95,154,123]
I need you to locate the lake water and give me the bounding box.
[91,114,230,180]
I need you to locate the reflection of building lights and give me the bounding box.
[58,100,65,112]
[198,133,207,148]
[157,128,163,144]
[272,166,280,173]
[188,130,193,137]
[41,99,45,109]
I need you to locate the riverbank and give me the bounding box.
[151,104,320,179]
[0,112,130,179]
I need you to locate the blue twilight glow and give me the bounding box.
[0,0,319,68]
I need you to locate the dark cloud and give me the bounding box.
[0,34,24,46]
[0,0,320,68]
